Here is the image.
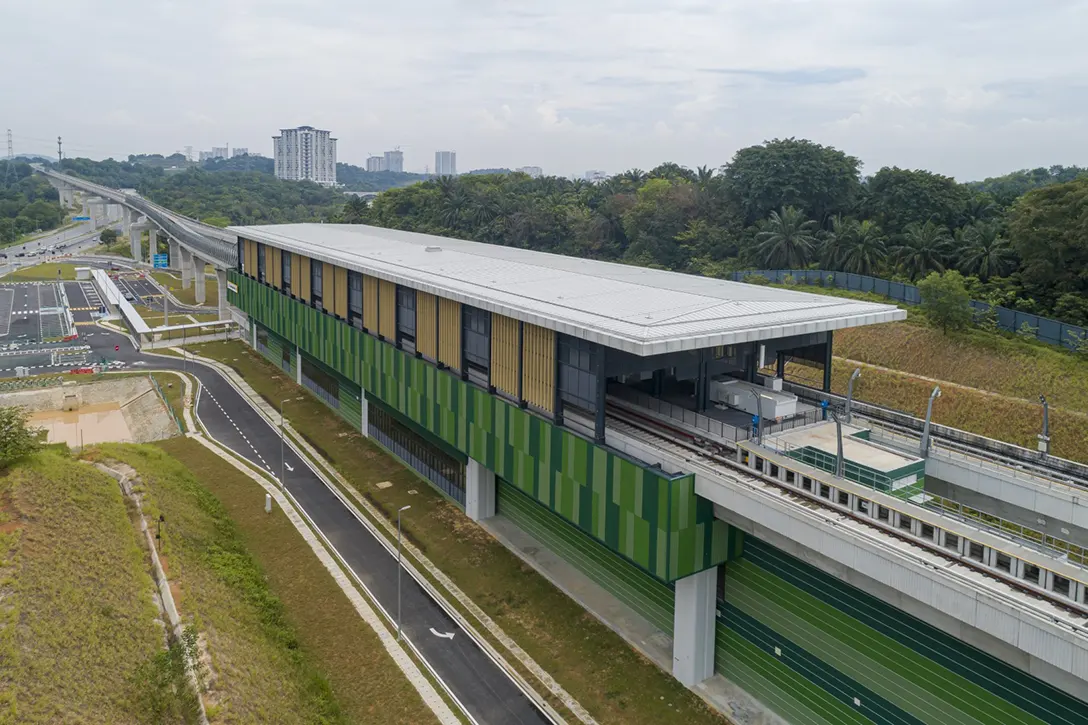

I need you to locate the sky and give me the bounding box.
[3,0,1086,180]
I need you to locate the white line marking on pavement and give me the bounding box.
[430,628,456,640]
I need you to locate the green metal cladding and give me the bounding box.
[717,537,1088,725]
[230,272,730,582]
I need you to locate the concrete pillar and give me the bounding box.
[193,255,206,304]
[465,458,496,521]
[295,350,302,385]
[169,239,180,270]
[180,247,193,289]
[147,229,159,264]
[672,566,717,686]
[129,224,148,260]
[360,392,369,438]
[121,207,132,241]
[216,268,227,319]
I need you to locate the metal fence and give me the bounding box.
[607,387,749,443]
[368,406,466,506]
[730,269,1087,351]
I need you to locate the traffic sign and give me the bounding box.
[72,216,90,221]
[153,253,169,269]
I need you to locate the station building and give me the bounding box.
[228,224,1088,725]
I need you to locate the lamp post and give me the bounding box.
[280,399,289,488]
[830,410,845,479]
[397,504,411,641]
[920,385,941,457]
[1038,394,1050,457]
[845,368,861,424]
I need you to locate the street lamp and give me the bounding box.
[397,504,411,641]
[845,368,861,424]
[920,385,941,456]
[1038,394,1051,457]
[830,410,845,479]
[280,399,290,488]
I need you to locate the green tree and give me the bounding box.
[957,222,1014,281]
[723,138,861,226]
[201,215,231,227]
[99,227,118,244]
[752,206,819,268]
[863,167,970,236]
[0,406,40,469]
[918,270,973,334]
[823,217,887,275]
[1007,176,1088,308]
[892,221,952,280]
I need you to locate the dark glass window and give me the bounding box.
[557,334,599,410]
[348,270,363,329]
[462,305,490,381]
[301,356,338,408]
[236,239,244,273]
[397,286,416,343]
[256,242,267,283]
[282,252,292,295]
[311,261,323,310]
[255,325,269,353]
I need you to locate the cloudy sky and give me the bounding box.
[4,0,1085,180]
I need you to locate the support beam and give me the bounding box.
[192,254,206,304]
[121,207,133,242]
[180,247,193,289]
[672,566,717,687]
[465,458,496,522]
[360,392,369,438]
[216,268,227,319]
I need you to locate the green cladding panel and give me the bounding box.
[230,272,729,582]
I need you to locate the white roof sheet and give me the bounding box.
[231,223,907,356]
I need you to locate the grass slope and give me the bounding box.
[191,340,727,725]
[4,263,80,281]
[153,270,218,307]
[92,438,437,725]
[0,450,161,724]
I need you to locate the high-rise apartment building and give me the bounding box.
[232,147,249,157]
[211,146,229,160]
[435,151,457,176]
[517,166,543,178]
[366,155,386,172]
[384,149,404,173]
[199,151,215,162]
[273,126,338,186]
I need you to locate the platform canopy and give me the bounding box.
[232,223,906,356]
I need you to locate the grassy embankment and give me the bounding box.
[190,340,728,725]
[153,269,218,307]
[4,262,80,281]
[88,440,437,724]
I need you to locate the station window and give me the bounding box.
[819,484,831,499]
[898,514,913,533]
[236,239,244,273]
[785,470,796,484]
[347,270,363,329]
[463,305,491,384]
[968,542,985,562]
[1052,574,1070,597]
[856,499,870,515]
[944,532,960,551]
[994,552,1012,573]
[754,457,764,473]
[837,491,849,507]
[557,334,600,410]
[1023,564,1041,584]
[256,242,267,283]
[920,523,935,541]
[769,463,779,479]
[802,476,812,492]
[310,261,323,310]
[282,252,292,295]
[877,506,890,522]
[396,286,416,349]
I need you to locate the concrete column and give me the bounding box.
[295,350,302,385]
[121,207,132,241]
[147,229,159,264]
[180,247,193,289]
[193,255,206,304]
[216,268,227,319]
[129,224,148,260]
[672,566,717,686]
[360,392,369,438]
[169,239,180,270]
[465,458,496,521]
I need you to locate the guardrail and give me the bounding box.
[607,386,750,443]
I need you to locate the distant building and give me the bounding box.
[366,155,386,173]
[435,151,457,176]
[198,151,215,162]
[211,146,229,160]
[584,169,608,183]
[232,147,249,157]
[273,126,337,185]
[517,166,543,178]
[384,149,404,174]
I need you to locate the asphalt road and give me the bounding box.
[0,221,111,276]
[10,323,550,725]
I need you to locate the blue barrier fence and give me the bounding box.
[729,269,1087,351]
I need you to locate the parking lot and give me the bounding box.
[0,281,89,372]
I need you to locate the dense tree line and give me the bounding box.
[1,161,65,244]
[346,140,1088,325]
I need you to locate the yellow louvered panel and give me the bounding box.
[416,291,438,359]
[299,256,311,301]
[291,253,301,295]
[271,248,282,288]
[265,245,275,284]
[490,315,519,397]
[379,279,397,339]
[322,262,334,309]
[521,323,555,413]
[363,274,379,331]
[244,239,255,277]
[334,266,348,319]
[437,297,461,371]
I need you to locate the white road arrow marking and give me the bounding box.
[429,628,455,640]
[284,462,294,472]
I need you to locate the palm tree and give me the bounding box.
[440,187,469,230]
[754,206,819,268]
[823,217,887,275]
[958,222,1013,280]
[892,221,952,280]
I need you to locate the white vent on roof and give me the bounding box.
[425,245,442,252]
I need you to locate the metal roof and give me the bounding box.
[230,223,907,356]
